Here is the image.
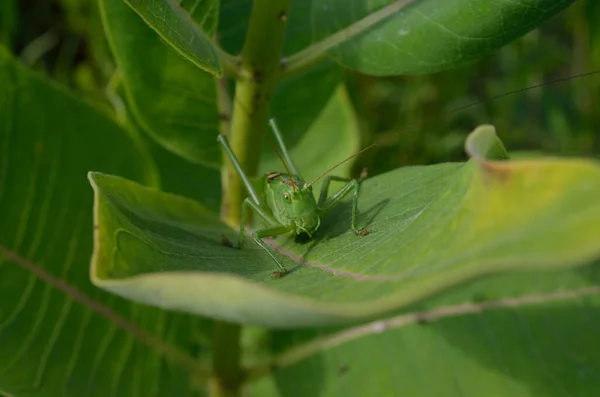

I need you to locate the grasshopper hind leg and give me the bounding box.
[317,175,370,236]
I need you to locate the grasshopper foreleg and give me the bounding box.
[238,198,292,271]
[317,176,370,236]
[238,198,277,248]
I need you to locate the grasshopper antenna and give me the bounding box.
[228,104,298,190]
[306,70,600,188]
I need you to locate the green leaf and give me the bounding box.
[266,265,600,396]
[90,126,600,328]
[125,0,222,76]
[0,48,210,395]
[100,0,221,167]
[465,124,509,160]
[294,0,575,75]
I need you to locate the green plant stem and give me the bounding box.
[221,0,291,228]
[210,321,243,396]
[215,1,291,395]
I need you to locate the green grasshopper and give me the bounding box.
[217,119,369,275]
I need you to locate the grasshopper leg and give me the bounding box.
[238,198,277,249]
[253,225,293,270]
[317,175,369,236]
[237,198,292,271]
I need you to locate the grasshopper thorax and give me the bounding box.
[264,172,321,236]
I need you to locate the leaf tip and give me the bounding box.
[465,125,510,161]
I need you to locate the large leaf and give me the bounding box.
[125,0,222,76]
[287,0,575,75]
[264,265,600,396]
[100,0,221,167]
[0,49,210,396]
[90,125,600,328]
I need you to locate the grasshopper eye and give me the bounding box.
[283,192,291,202]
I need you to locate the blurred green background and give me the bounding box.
[2,0,598,177]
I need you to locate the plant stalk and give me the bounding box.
[214,1,291,396]
[220,0,291,228]
[209,321,243,396]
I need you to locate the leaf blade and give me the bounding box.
[296,0,576,75]
[0,48,210,396]
[125,0,223,76]
[100,0,221,166]
[266,266,600,396]
[91,128,600,327]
